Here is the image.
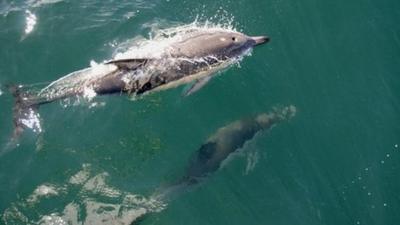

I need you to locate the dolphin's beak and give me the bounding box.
[251,36,270,45]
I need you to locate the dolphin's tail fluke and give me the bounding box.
[153,180,193,202]
[129,182,190,225]
[8,85,42,146]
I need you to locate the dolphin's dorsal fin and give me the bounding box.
[105,58,150,70]
[183,76,211,96]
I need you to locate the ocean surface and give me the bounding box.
[0,0,399,224]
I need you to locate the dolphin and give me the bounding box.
[8,27,269,141]
[130,105,296,224]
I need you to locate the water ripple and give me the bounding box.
[1,164,165,225]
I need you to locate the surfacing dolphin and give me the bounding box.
[9,25,269,141]
[130,105,296,224]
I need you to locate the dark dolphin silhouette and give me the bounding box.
[131,105,296,224]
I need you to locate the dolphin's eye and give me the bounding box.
[232,37,236,41]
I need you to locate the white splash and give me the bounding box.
[28,0,64,8]
[27,184,59,203]
[24,10,37,34]
[20,108,42,133]
[0,86,3,96]
[89,101,106,108]
[113,20,238,60]
[82,86,97,101]
[123,10,139,20]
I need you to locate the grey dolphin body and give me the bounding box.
[9,29,269,141]
[131,105,296,224]
[171,105,296,189]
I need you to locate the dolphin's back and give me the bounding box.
[185,118,262,181]
[183,105,297,182]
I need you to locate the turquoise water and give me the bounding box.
[1,0,399,224]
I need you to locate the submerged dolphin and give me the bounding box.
[9,27,269,141]
[131,105,296,224]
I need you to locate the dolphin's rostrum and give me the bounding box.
[131,105,296,224]
[9,26,269,141]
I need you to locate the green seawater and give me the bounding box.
[0,0,399,224]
